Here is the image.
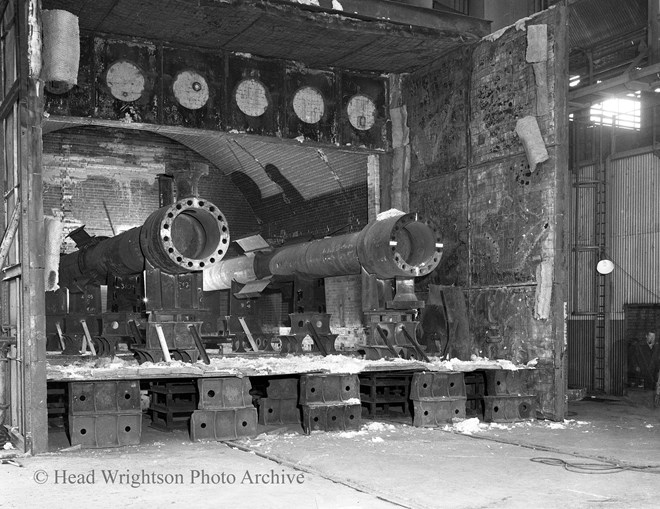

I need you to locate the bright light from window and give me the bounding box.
[590,97,641,130]
[569,75,581,87]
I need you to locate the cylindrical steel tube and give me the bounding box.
[268,232,363,278]
[357,212,442,278]
[58,197,229,288]
[202,211,442,291]
[201,254,258,291]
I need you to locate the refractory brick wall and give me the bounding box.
[405,6,568,418]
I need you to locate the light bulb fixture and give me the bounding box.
[596,259,614,275]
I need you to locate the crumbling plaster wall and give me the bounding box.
[404,6,568,418]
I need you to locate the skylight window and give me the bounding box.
[590,96,641,130]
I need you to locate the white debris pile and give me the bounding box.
[336,421,397,439]
[363,422,397,432]
[443,417,591,435]
[434,354,538,372]
[549,419,589,429]
[445,417,484,435]
[204,354,424,375]
[48,350,537,380]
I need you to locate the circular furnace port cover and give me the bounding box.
[293,86,325,124]
[105,60,146,102]
[172,70,209,110]
[347,94,376,131]
[235,78,269,117]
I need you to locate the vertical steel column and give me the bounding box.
[0,0,47,453]
[649,0,660,64]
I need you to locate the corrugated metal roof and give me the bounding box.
[43,117,368,202]
[569,0,646,51]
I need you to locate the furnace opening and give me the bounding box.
[171,209,223,260]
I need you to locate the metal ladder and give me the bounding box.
[570,119,609,394]
[593,156,608,394]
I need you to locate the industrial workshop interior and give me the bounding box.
[0,0,659,508]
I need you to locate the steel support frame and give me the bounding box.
[0,0,46,453]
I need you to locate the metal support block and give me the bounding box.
[60,334,83,355]
[288,313,338,356]
[483,395,537,422]
[197,377,252,409]
[410,372,466,400]
[301,403,362,433]
[290,313,332,336]
[357,344,397,360]
[91,336,118,357]
[258,398,301,425]
[299,374,360,405]
[484,370,531,396]
[412,397,466,427]
[278,335,304,354]
[255,336,276,352]
[190,408,258,441]
[145,321,201,351]
[68,381,141,415]
[363,321,428,361]
[231,336,252,353]
[68,413,142,448]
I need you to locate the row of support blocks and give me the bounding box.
[409,371,538,427]
[65,370,538,448]
[189,374,364,440]
[188,374,363,440]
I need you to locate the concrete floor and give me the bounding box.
[1,392,659,509]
